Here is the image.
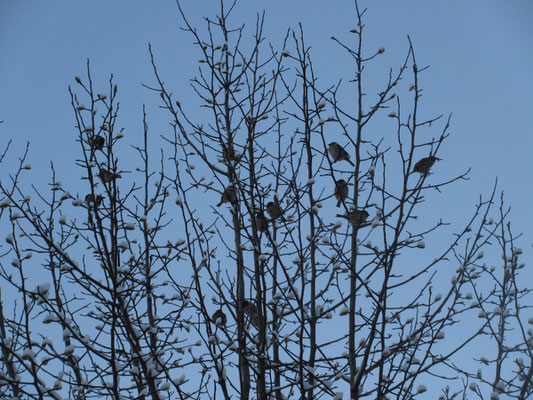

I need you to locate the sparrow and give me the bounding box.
[211,309,227,327]
[413,156,439,176]
[241,299,260,328]
[85,194,103,208]
[336,209,369,227]
[266,201,285,221]
[222,144,243,165]
[217,185,237,207]
[334,179,349,208]
[88,135,105,151]
[99,169,121,183]
[328,142,354,166]
[255,212,269,233]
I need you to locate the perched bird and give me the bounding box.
[99,169,121,183]
[85,194,103,208]
[241,300,260,328]
[255,212,269,233]
[217,185,237,207]
[88,135,105,151]
[413,156,439,176]
[334,179,349,208]
[266,201,285,221]
[211,309,227,327]
[222,144,243,165]
[328,142,354,166]
[336,209,369,228]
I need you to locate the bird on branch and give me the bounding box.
[334,179,349,207]
[266,201,285,221]
[255,211,269,233]
[99,169,121,183]
[336,209,369,228]
[217,185,237,207]
[88,135,105,151]
[328,142,354,166]
[241,300,260,328]
[413,156,440,176]
[211,309,227,327]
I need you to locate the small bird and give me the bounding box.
[336,209,369,228]
[255,212,269,233]
[241,300,260,328]
[334,179,349,207]
[211,309,227,327]
[217,185,237,207]
[85,193,103,208]
[328,142,354,166]
[222,145,243,165]
[266,201,285,221]
[88,135,105,151]
[99,169,121,183]
[413,156,439,176]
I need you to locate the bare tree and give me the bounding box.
[0,1,531,400]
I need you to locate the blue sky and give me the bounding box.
[1,0,532,397]
[1,0,532,232]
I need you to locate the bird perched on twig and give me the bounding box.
[255,212,269,233]
[413,156,439,176]
[334,179,349,208]
[217,185,237,207]
[266,201,285,221]
[221,144,243,165]
[241,300,260,328]
[336,209,369,228]
[99,169,121,183]
[88,135,105,151]
[328,142,354,166]
[85,194,103,209]
[211,309,227,327]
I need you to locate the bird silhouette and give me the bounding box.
[266,201,285,221]
[217,185,237,207]
[222,144,243,165]
[334,179,349,207]
[211,309,227,327]
[241,300,260,328]
[88,135,105,151]
[336,209,369,228]
[99,169,121,183]
[328,142,354,166]
[255,212,269,233]
[413,156,439,176]
[85,194,103,208]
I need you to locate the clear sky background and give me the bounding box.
[1,0,532,234]
[1,0,532,396]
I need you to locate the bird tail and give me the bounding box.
[348,159,355,167]
[216,201,223,207]
[336,199,341,207]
